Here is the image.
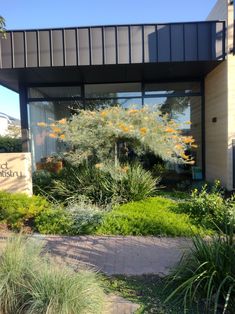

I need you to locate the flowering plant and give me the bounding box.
[38,106,197,166]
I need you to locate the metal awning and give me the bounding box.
[0,21,226,91]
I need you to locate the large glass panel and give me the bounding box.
[85,83,141,98]
[28,100,78,167]
[144,96,202,167]
[144,81,201,95]
[28,86,81,99]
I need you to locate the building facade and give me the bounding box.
[0,0,234,189]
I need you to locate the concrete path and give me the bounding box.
[42,235,191,276]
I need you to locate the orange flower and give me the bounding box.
[59,134,65,140]
[48,133,57,138]
[175,144,183,150]
[95,163,103,169]
[191,144,198,148]
[140,127,147,135]
[100,111,107,117]
[183,137,195,144]
[51,126,62,133]
[165,127,176,133]
[128,109,139,114]
[181,153,190,160]
[37,122,47,127]
[58,118,66,124]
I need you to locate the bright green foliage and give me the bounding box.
[35,208,73,235]
[0,235,105,314]
[0,191,51,230]
[96,197,208,237]
[0,136,22,152]
[165,231,235,313]
[179,181,235,230]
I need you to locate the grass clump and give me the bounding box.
[165,229,235,313]
[96,197,208,237]
[0,235,105,314]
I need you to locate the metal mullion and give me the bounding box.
[102,26,105,65]
[49,30,53,66]
[36,30,40,67]
[142,25,145,63]
[62,29,66,66]
[11,32,14,68]
[128,25,131,64]
[115,26,118,64]
[23,31,27,67]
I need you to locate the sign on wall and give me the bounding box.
[0,153,32,195]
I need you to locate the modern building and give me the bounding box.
[0,0,234,189]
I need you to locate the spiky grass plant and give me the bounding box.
[165,230,235,313]
[0,235,42,314]
[0,235,105,314]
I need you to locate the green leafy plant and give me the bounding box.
[165,227,235,313]
[35,208,73,235]
[0,191,52,230]
[0,136,22,152]
[96,197,209,237]
[179,180,235,231]
[32,170,55,196]
[0,235,105,314]
[67,200,105,234]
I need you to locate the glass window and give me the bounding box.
[28,86,81,99]
[85,83,141,98]
[144,81,201,96]
[144,95,202,167]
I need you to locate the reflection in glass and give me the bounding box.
[85,83,141,98]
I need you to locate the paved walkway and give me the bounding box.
[42,235,191,276]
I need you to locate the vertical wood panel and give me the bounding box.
[13,32,25,67]
[64,29,77,66]
[39,31,50,67]
[171,24,184,61]
[78,28,89,65]
[52,30,63,66]
[157,25,170,62]
[144,25,156,62]
[26,31,37,67]
[131,26,142,63]
[184,24,198,61]
[117,26,129,64]
[0,32,12,68]
[198,23,211,61]
[104,27,116,64]
[91,28,103,65]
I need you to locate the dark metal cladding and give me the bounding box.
[0,21,226,69]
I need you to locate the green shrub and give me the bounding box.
[0,191,52,230]
[165,230,235,313]
[52,162,159,205]
[0,235,105,314]
[35,208,73,235]
[67,200,105,234]
[0,135,22,152]
[117,164,159,202]
[32,170,55,196]
[179,181,235,230]
[96,197,208,237]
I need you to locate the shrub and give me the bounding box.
[32,170,55,196]
[0,191,52,230]
[67,200,105,234]
[0,135,22,152]
[116,164,159,202]
[165,229,235,313]
[0,235,105,314]
[52,162,159,205]
[96,197,208,237]
[35,208,73,235]
[179,181,235,230]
